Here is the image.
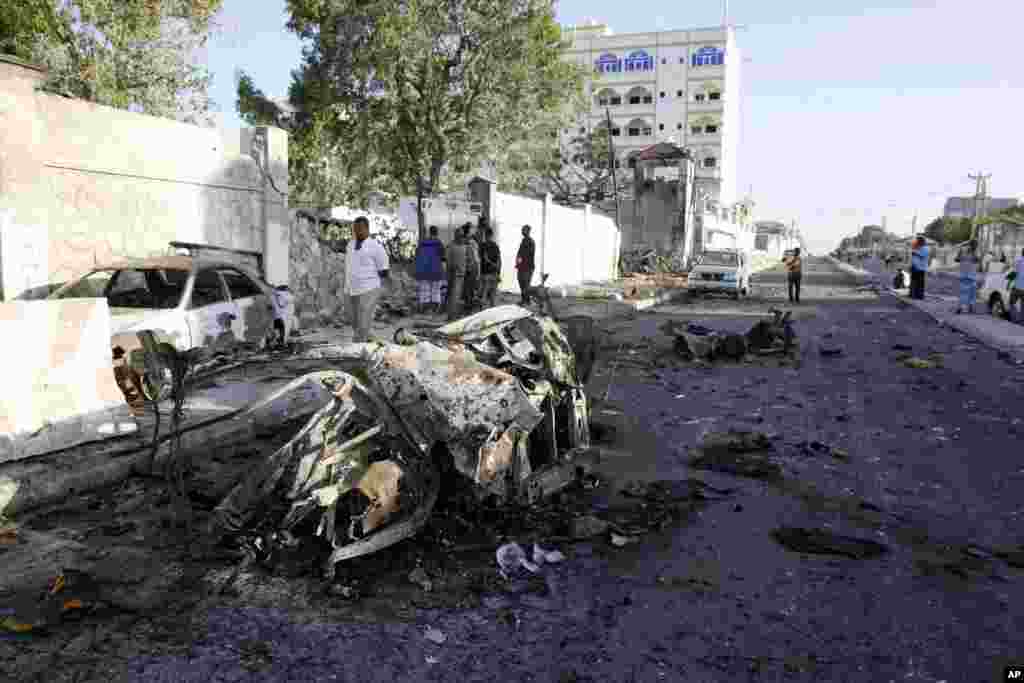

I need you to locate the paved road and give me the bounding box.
[4,260,1024,683]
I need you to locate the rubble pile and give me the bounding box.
[661,309,797,363]
[206,305,599,576]
[375,269,418,320]
[619,248,687,276]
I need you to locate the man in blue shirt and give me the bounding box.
[909,236,930,300]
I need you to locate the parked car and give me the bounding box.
[978,263,1013,320]
[688,249,750,300]
[48,256,296,399]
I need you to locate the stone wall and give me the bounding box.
[0,55,289,301]
[289,210,347,328]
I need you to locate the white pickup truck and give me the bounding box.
[687,249,751,300]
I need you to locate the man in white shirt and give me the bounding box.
[345,216,390,342]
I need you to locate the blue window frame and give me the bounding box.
[624,50,654,72]
[595,53,622,74]
[691,47,725,67]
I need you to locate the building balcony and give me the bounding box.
[683,130,723,146]
[688,64,726,79]
[615,135,655,148]
[694,167,722,181]
[687,99,725,113]
[589,104,655,118]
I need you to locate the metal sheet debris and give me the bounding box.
[207,306,595,571]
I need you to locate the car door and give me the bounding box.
[184,268,240,351]
[219,267,273,345]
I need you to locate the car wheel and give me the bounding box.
[990,294,1008,320]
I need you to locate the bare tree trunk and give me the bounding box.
[416,176,427,241]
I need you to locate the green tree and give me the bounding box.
[501,117,629,203]
[0,0,222,125]
[922,216,946,243]
[921,216,973,244]
[270,0,586,236]
[943,217,973,244]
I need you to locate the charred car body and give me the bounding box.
[207,305,598,575]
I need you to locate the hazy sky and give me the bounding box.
[205,0,1023,253]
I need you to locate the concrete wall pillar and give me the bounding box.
[541,193,552,277]
[254,126,290,287]
[581,204,591,282]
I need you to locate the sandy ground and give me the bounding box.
[2,258,1023,683]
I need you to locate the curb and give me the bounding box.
[826,256,1024,362]
[889,294,1024,363]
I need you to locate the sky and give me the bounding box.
[203,0,1024,254]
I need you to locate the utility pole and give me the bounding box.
[605,107,621,231]
[968,171,991,239]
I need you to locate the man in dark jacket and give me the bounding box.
[516,224,536,305]
[479,227,501,308]
[413,225,446,314]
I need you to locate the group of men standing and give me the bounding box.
[412,219,538,321]
[341,215,542,343]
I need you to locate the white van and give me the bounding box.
[688,249,750,300]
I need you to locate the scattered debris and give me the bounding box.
[569,515,610,539]
[610,532,639,547]
[994,546,1024,569]
[326,583,361,600]
[689,431,782,480]
[662,321,747,362]
[532,544,566,566]
[408,567,433,591]
[746,309,797,354]
[496,543,541,578]
[771,526,889,559]
[795,440,850,461]
[818,344,844,357]
[424,626,447,645]
[904,356,940,369]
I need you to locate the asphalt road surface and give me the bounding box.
[3,257,1022,683]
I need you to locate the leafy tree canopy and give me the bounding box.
[238,0,586,224]
[0,0,223,125]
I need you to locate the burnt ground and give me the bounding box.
[2,258,1024,682]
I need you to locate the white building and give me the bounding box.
[561,21,741,207]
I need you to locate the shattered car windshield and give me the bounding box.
[698,252,739,267]
[103,268,189,309]
[52,269,114,299]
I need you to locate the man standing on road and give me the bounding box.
[782,247,802,304]
[516,224,536,305]
[345,216,390,343]
[909,236,929,300]
[462,223,481,313]
[479,227,502,309]
[1010,247,1024,324]
[446,227,469,321]
[954,239,980,315]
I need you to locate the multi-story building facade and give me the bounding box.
[560,21,741,207]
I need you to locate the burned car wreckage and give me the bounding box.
[206,306,598,575]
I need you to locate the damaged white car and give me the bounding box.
[207,305,599,575]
